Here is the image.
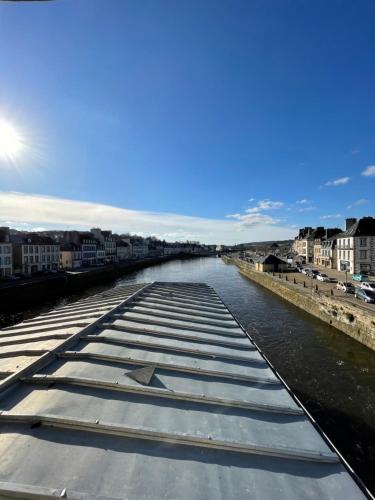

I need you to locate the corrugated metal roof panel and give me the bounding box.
[0,281,371,499]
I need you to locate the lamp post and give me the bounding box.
[341,260,350,294]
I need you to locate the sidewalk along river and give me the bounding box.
[1,256,375,494]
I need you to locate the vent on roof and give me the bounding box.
[126,366,155,386]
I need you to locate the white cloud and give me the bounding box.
[320,214,342,220]
[257,199,284,210]
[347,199,369,209]
[296,199,308,204]
[227,212,282,227]
[361,165,375,177]
[245,207,261,214]
[243,199,284,215]
[248,198,255,202]
[324,176,350,187]
[0,191,295,245]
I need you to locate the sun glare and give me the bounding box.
[0,119,24,162]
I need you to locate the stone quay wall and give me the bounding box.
[223,256,375,352]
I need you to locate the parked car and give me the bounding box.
[352,273,369,282]
[301,268,310,275]
[307,269,319,278]
[361,282,375,291]
[317,273,330,282]
[13,272,27,279]
[355,288,375,304]
[337,281,355,293]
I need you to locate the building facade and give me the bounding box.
[62,231,98,267]
[91,229,116,263]
[12,235,60,275]
[60,243,82,270]
[336,217,375,275]
[320,235,339,269]
[0,227,13,278]
[131,238,149,259]
[116,240,132,261]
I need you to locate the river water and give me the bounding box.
[1,256,375,493]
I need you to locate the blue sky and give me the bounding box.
[0,0,374,244]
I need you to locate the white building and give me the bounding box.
[12,234,60,275]
[336,217,375,275]
[131,238,149,259]
[116,240,132,261]
[91,229,116,263]
[0,227,12,278]
[96,244,106,265]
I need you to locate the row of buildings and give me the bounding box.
[0,227,215,278]
[292,216,375,275]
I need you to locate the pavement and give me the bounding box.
[279,264,375,312]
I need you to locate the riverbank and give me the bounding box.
[223,256,375,352]
[0,254,209,312]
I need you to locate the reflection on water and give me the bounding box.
[1,257,375,492]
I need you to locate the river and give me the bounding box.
[1,256,375,494]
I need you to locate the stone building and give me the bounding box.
[0,227,13,278]
[60,243,82,269]
[255,254,288,272]
[336,217,375,275]
[12,234,60,275]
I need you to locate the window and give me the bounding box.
[360,250,367,259]
[360,238,367,247]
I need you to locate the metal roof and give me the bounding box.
[0,282,371,499]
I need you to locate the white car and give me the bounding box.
[361,282,375,291]
[301,268,310,275]
[317,273,330,282]
[337,281,355,293]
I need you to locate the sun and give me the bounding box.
[0,119,24,162]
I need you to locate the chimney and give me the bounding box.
[346,218,356,230]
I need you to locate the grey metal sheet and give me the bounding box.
[136,297,230,314]
[115,314,244,336]
[74,341,277,383]
[103,319,251,347]
[2,384,336,460]
[118,305,238,325]
[38,359,301,412]
[143,291,226,309]
[118,309,240,330]
[105,317,245,340]
[93,328,260,361]
[0,281,368,500]
[0,425,365,500]
[131,301,234,319]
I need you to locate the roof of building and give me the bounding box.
[60,243,81,252]
[11,233,57,245]
[116,240,130,248]
[78,232,97,244]
[259,254,287,265]
[0,282,370,499]
[337,217,375,238]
